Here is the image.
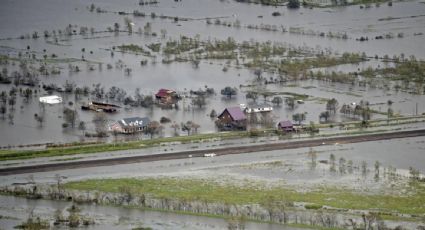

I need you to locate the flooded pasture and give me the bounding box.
[1,136,424,229]
[0,195,300,230]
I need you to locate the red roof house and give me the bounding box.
[217,107,247,130]
[278,120,295,132]
[155,89,178,104]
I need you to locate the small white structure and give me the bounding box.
[39,95,62,104]
[240,103,273,113]
[204,153,216,157]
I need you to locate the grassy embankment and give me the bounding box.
[0,131,248,161]
[1,115,425,161]
[65,177,425,216]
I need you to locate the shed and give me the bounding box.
[278,120,295,132]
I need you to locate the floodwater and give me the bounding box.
[0,0,425,146]
[0,195,300,230]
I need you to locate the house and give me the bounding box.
[216,107,247,130]
[240,104,273,114]
[277,120,295,132]
[155,89,178,104]
[81,101,120,113]
[39,95,62,104]
[110,117,150,134]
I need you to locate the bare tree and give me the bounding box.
[63,108,78,128]
[329,154,336,172]
[92,113,108,137]
[145,121,162,139]
[170,122,180,136]
[34,113,45,127]
[285,97,295,109]
[308,148,317,170]
[191,95,206,108]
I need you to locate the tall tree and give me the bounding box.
[326,98,338,114]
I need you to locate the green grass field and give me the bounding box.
[65,177,425,215]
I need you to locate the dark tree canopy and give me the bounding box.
[221,86,237,98]
[287,0,300,8]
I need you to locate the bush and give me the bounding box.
[305,204,322,210]
[160,117,171,123]
[249,128,260,137]
[272,11,281,16]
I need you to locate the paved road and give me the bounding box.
[1,129,425,176]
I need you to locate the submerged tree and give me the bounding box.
[145,121,162,139]
[245,91,258,102]
[34,113,45,127]
[221,86,237,98]
[285,97,295,109]
[308,148,317,170]
[326,98,338,114]
[63,108,78,128]
[170,122,180,136]
[292,113,306,125]
[287,0,300,8]
[272,96,283,106]
[92,113,108,137]
[191,95,206,108]
[329,154,336,172]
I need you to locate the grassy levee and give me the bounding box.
[0,131,250,161]
[1,115,425,161]
[64,177,425,216]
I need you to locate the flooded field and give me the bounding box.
[0,0,425,146]
[1,136,424,229]
[0,195,300,230]
[2,135,424,189]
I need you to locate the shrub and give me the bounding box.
[305,204,322,210]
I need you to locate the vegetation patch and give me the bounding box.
[117,44,152,56]
[64,177,425,215]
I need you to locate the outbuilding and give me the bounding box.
[277,120,295,132]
